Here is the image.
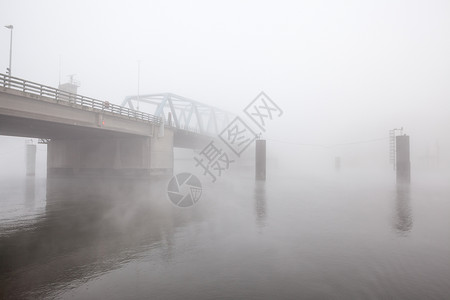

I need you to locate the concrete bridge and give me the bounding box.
[0,73,233,177]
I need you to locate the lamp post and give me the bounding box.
[137,60,141,111]
[4,25,13,76]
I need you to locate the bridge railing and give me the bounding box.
[0,73,162,126]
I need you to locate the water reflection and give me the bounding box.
[0,176,202,299]
[254,180,267,228]
[394,183,413,235]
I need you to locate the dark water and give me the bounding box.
[1,167,450,299]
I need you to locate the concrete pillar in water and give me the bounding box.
[396,135,410,183]
[47,131,174,177]
[26,144,37,176]
[255,139,266,180]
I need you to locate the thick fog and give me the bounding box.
[1,0,449,173]
[2,2,450,299]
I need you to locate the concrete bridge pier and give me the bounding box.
[26,143,37,176]
[255,139,266,180]
[396,135,410,184]
[47,130,174,177]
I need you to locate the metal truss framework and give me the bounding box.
[122,93,234,136]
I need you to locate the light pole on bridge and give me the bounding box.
[137,60,141,111]
[4,25,13,76]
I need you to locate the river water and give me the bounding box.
[1,163,450,299]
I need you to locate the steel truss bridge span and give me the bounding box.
[122,93,235,136]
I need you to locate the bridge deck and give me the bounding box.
[0,73,163,139]
[0,73,218,150]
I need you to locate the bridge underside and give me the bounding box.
[173,130,213,149]
[47,132,174,178]
[0,114,140,139]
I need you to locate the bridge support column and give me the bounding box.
[396,135,410,184]
[26,144,36,176]
[47,130,174,177]
[255,139,266,180]
[150,128,174,175]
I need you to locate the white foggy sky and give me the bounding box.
[1,0,450,162]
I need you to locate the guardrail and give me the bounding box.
[0,73,162,125]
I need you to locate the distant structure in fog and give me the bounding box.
[390,128,410,183]
[25,139,36,176]
[334,156,341,171]
[396,134,411,184]
[58,74,80,94]
[389,127,403,170]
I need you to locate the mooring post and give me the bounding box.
[396,135,410,183]
[255,139,266,180]
[26,143,37,176]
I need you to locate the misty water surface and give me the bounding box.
[2,1,450,298]
[1,161,450,299]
